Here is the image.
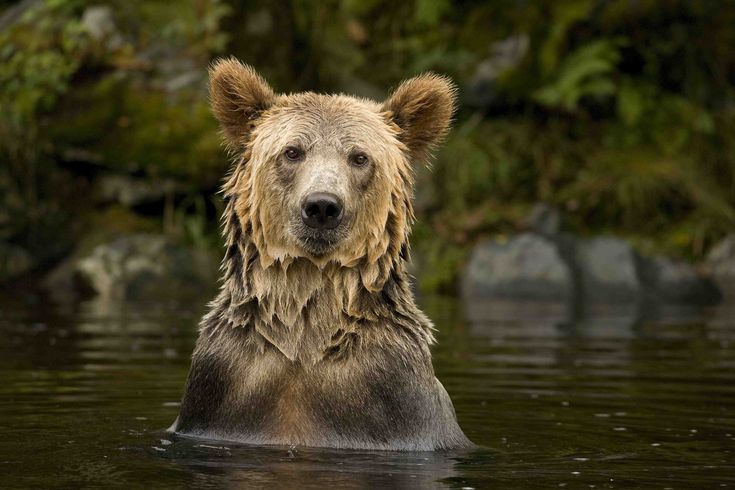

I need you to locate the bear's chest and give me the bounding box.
[222,342,430,445]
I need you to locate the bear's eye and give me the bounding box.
[350,152,369,167]
[284,147,303,161]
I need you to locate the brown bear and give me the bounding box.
[170,58,473,451]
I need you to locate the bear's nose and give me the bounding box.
[301,193,344,230]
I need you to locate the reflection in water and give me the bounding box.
[162,438,466,489]
[0,292,733,488]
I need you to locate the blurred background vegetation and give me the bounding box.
[1,0,734,293]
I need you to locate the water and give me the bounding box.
[1,293,734,488]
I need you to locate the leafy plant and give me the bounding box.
[0,0,91,262]
[534,39,621,111]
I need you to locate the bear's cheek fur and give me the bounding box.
[333,164,394,266]
[253,162,303,265]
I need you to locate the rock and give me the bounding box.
[707,234,735,298]
[97,174,182,207]
[522,203,561,235]
[464,232,723,306]
[0,243,34,282]
[136,47,206,94]
[164,70,203,93]
[73,234,217,301]
[640,256,721,305]
[575,237,641,303]
[81,5,123,50]
[462,233,573,301]
[81,6,114,40]
[466,34,530,108]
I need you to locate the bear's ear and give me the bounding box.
[381,73,457,163]
[209,58,276,149]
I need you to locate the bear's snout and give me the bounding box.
[301,192,344,230]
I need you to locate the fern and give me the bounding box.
[534,39,621,111]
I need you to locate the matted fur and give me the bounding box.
[172,59,472,451]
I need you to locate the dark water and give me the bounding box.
[1,293,734,489]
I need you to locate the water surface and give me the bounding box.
[1,293,733,488]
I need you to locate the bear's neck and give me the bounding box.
[244,259,362,364]
[203,234,431,365]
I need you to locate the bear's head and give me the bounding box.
[210,58,455,292]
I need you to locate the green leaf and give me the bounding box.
[534,39,621,111]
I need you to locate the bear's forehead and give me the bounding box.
[264,93,394,150]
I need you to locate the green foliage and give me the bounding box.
[48,78,223,181]
[0,0,233,269]
[411,220,466,293]
[534,39,621,111]
[414,0,451,26]
[0,0,92,262]
[537,0,595,76]
[2,0,735,291]
[0,2,87,122]
[123,0,232,59]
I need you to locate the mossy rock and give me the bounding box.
[74,233,218,301]
[47,73,225,186]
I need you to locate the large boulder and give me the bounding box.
[707,234,735,298]
[575,237,641,303]
[72,234,217,301]
[462,233,574,301]
[463,230,724,306]
[640,255,721,305]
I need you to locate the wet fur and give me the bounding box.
[172,58,472,450]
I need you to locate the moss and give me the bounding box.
[45,75,125,146]
[48,74,224,185]
[98,86,223,182]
